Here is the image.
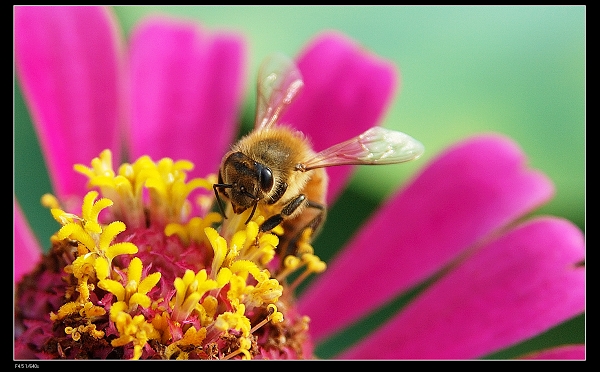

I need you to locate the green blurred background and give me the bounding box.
[14,6,585,359]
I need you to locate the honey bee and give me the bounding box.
[213,53,424,256]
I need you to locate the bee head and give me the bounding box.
[213,151,274,223]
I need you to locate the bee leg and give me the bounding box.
[260,215,284,232]
[279,200,326,258]
[260,194,307,232]
[304,200,326,235]
[287,200,326,253]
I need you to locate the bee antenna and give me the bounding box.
[213,183,232,219]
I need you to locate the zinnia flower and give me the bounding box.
[14,6,585,360]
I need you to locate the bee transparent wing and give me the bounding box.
[255,53,304,130]
[299,127,424,171]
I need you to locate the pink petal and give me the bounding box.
[14,199,42,283]
[340,217,584,359]
[15,6,123,201]
[519,344,585,360]
[299,134,555,342]
[282,31,398,203]
[128,17,246,179]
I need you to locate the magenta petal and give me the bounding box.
[14,199,42,283]
[282,31,398,203]
[340,217,585,359]
[519,344,585,360]
[128,17,246,179]
[15,6,123,200]
[298,134,555,342]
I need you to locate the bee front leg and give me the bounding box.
[260,194,307,232]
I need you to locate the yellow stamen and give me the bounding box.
[39,149,328,359]
[172,269,218,322]
[222,337,252,360]
[214,301,251,338]
[110,311,160,360]
[250,304,284,334]
[289,253,327,292]
[98,257,160,312]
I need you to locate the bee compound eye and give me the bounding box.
[259,166,274,192]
